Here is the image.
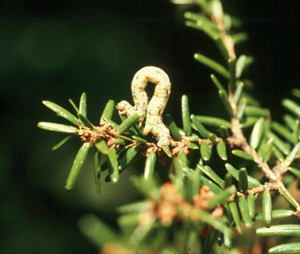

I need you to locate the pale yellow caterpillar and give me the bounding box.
[117,66,171,147]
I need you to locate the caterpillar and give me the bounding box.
[117,66,171,147]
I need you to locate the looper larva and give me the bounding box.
[117,66,171,147]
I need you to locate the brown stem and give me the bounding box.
[208,11,300,212]
[230,118,277,181]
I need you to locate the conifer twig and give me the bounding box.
[203,4,300,213]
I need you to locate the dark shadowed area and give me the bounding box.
[1,0,300,252]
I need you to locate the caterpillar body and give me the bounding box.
[117,66,171,147]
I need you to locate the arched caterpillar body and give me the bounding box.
[117,66,171,147]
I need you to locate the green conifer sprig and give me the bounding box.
[38,1,300,253]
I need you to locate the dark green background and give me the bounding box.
[1,0,300,253]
